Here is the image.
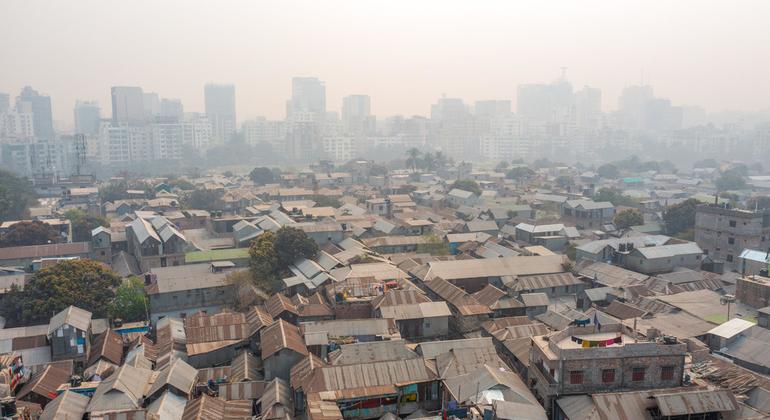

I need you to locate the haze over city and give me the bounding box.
[2,0,770,126]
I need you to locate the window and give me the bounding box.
[661,366,675,381]
[569,370,583,385]
[728,237,735,245]
[729,220,737,227]
[564,286,570,293]
[602,369,615,383]
[551,287,556,293]
[632,367,646,382]
[727,254,733,262]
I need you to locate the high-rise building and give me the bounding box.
[430,97,473,158]
[16,86,55,140]
[517,79,573,123]
[74,101,102,135]
[342,95,373,135]
[160,99,184,121]
[143,92,161,117]
[474,100,511,118]
[0,92,9,114]
[111,86,146,126]
[288,77,325,119]
[618,85,654,131]
[574,86,602,130]
[204,84,236,143]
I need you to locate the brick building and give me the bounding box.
[695,204,770,272]
[528,324,686,414]
[736,275,770,309]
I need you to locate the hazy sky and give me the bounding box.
[1,0,769,126]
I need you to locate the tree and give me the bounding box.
[715,171,747,191]
[182,188,225,212]
[555,175,574,189]
[422,152,438,172]
[274,226,318,267]
[663,198,699,236]
[533,158,553,169]
[65,209,109,242]
[0,169,38,220]
[0,259,121,327]
[693,158,718,169]
[505,167,535,180]
[495,161,509,172]
[249,231,279,278]
[597,163,620,179]
[450,179,481,196]
[109,277,149,322]
[416,234,450,256]
[370,164,388,176]
[614,209,644,230]
[311,195,342,208]
[0,221,60,248]
[249,167,275,185]
[747,196,770,211]
[434,151,448,170]
[594,188,638,207]
[405,148,421,173]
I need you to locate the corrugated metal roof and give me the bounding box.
[426,255,564,281]
[88,329,123,367]
[260,319,308,359]
[39,390,90,420]
[425,277,491,316]
[379,301,452,320]
[47,305,92,335]
[654,389,738,416]
[147,358,198,399]
[305,358,437,395]
[86,365,154,414]
[417,337,494,359]
[16,363,71,401]
[370,289,431,310]
[327,340,419,366]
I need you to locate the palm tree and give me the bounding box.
[434,151,447,170]
[422,152,438,172]
[406,148,421,173]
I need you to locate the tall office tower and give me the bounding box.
[342,94,373,135]
[0,92,9,114]
[618,85,654,131]
[474,100,511,118]
[74,101,102,135]
[111,86,146,126]
[204,84,236,143]
[574,86,602,131]
[16,86,55,140]
[287,77,326,119]
[430,97,473,159]
[517,79,574,123]
[160,98,184,121]
[143,92,161,117]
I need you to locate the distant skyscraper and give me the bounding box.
[288,77,326,119]
[517,79,573,123]
[574,86,602,130]
[342,95,373,135]
[0,92,9,114]
[160,98,184,121]
[474,100,511,118]
[204,84,236,143]
[143,92,161,117]
[73,101,101,135]
[618,85,654,131]
[16,86,54,140]
[111,86,145,126]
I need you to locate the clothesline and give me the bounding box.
[570,334,622,348]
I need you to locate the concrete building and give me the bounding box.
[111,86,145,126]
[695,204,770,272]
[529,324,686,414]
[16,86,54,141]
[341,94,373,135]
[73,101,101,136]
[204,83,236,144]
[288,77,325,119]
[561,200,615,230]
[145,263,238,322]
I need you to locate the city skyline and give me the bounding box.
[2,0,770,126]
